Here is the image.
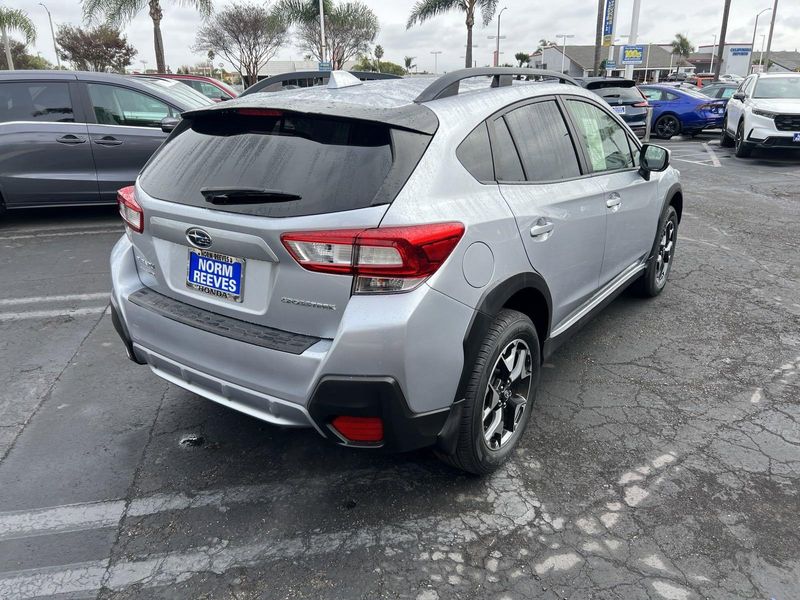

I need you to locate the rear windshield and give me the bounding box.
[139,110,421,217]
[592,86,644,101]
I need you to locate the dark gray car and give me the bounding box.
[0,71,211,214]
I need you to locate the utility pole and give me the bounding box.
[710,34,717,74]
[624,0,641,79]
[38,3,61,69]
[593,0,605,76]
[763,0,779,70]
[318,0,327,64]
[714,0,732,81]
[748,8,771,74]
[488,6,507,67]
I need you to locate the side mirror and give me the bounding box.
[639,144,670,181]
[160,116,180,133]
[732,92,746,101]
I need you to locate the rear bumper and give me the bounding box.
[110,236,472,451]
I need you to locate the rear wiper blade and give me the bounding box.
[200,187,301,205]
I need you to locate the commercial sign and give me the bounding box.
[621,45,645,65]
[730,47,751,56]
[605,60,617,69]
[602,0,617,46]
[318,61,332,72]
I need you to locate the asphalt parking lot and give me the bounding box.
[0,135,798,600]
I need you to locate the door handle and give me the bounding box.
[93,136,123,146]
[56,134,86,144]
[606,193,622,212]
[530,219,554,239]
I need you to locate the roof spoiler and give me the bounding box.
[414,67,579,103]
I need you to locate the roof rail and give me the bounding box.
[414,67,579,103]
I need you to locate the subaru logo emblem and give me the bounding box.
[186,228,213,249]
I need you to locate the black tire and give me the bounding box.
[720,115,735,147]
[734,120,753,158]
[634,204,679,298]
[654,115,681,140]
[436,309,540,475]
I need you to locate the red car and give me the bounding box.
[137,74,238,102]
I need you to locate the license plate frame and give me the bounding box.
[186,249,245,303]
[613,106,626,115]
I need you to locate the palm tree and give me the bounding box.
[514,52,530,68]
[0,8,36,71]
[403,55,416,73]
[82,0,212,73]
[407,0,500,69]
[374,43,383,72]
[671,33,694,60]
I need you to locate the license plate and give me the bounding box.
[794,133,800,143]
[613,106,626,114]
[186,249,244,303]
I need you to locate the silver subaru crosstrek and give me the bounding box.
[110,68,682,474]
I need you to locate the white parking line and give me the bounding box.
[702,142,721,167]
[0,229,122,241]
[0,306,107,322]
[0,293,109,307]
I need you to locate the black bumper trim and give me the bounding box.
[127,288,321,355]
[110,301,146,365]
[308,376,453,453]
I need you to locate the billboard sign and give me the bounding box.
[602,0,617,46]
[621,45,645,65]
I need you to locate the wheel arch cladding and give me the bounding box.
[453,273,552,406]
[666,184,683,222]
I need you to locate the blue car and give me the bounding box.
[640,85,727,139]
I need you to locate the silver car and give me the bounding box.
[110,68,682,474]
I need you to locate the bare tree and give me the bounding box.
[195,2,288,87]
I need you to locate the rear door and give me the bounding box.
[564,98,659,286]
[131,108,428,339]
[82,82,176,203]
[492,98,607,327]
[0,79,97,207]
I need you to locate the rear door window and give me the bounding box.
[503,100,581,182]
[0,82,74,123]
[139,109,428,218]
[87,84,175,127]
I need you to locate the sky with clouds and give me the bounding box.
[9,0,800,74]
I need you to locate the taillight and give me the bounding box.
[698,102,723,113]
[633,101,650,108]
[117,186,143,233]
[236,108,283,117]
[281,222,465,294]
[331,416,383,443]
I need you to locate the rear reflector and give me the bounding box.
[331,416,384,443]
[117,186,143,233]
[281,222,465,294]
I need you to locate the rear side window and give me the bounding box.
[140,110,429,218]
[641,88,663,101]
[0,82,74,123]
[457,122,494,182]
[503,101,581,182]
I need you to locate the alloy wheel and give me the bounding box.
[656,220,676,285]
[656,116,679,139]
[482,339,533,450]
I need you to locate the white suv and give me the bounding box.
[721,72,800,157]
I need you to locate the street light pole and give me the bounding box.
[748,8,771,74]
[624,0,641,79]
[430,50,442,75]
[763,0,779,69]
[38,3,61,69]
[318,0,327,64]
[492,7,507,67]
[557,34,575,74]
